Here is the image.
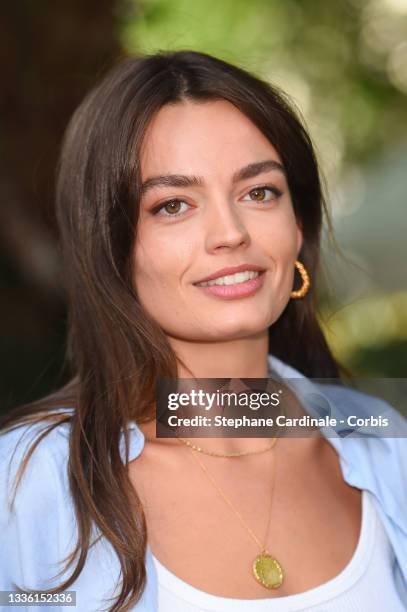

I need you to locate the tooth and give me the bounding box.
[199,270,260,287]
[234,272,250,284]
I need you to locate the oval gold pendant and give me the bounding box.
[253,552,284,589]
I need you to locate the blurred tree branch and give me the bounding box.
[0,1,123,410]
[0,0,121,290]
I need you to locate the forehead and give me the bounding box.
[140,99,282,177]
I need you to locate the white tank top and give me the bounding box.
[151,489,405,611]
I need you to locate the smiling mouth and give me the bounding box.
[194,270,264,287]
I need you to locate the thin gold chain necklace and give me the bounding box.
[177,437,278,457]
[176,366,281,459]
[176,435,284,589]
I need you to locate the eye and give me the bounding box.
[242,185,283,202]
[151,198,190,218]
[150,184,283,219]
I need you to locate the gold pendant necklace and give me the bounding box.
[253,550,284,589]
[176,435,284,589]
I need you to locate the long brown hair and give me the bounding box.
[1,49,341,610]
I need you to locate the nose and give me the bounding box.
[204,196,250,252]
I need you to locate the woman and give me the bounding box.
[1,50,406,612]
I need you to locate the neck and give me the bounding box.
[168,330,270,379]
[139,331,281,456]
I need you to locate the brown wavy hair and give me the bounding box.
[0,49,342,611]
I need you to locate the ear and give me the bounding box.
[295,222,303,257]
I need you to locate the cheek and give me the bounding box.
[133,234,161,297]
[135,218,197,272]
[253,213,299,306]
[256,214,299,262]
[132,230,187,298]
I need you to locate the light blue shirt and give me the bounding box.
[1,354,406,611]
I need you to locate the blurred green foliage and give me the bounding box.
[119,0,407,173]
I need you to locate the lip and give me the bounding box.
[194,269,266,300]
[193,263,266,285]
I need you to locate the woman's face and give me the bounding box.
[134,99,302,342]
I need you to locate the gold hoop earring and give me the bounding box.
[290,260,310,299]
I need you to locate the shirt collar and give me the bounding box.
[123,353,350,462]
[123,355,407,537]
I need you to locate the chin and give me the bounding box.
[207,319,270,339]
[220,308,271,327]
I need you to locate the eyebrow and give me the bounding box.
[139,159,286,197]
